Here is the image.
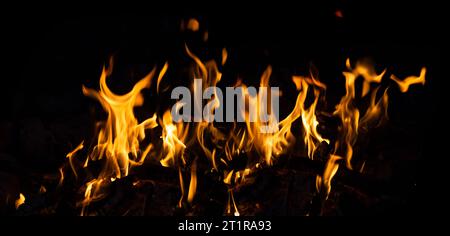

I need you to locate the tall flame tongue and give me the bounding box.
[293,73,330,159]
[78,60,158,215]
[332,58,387,170]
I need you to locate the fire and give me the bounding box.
[390,67,427,93]
[73,59,160,215]
[316,155,342,198]
[54,39,426,215]
[333,59,387,170]
[297,74,330,159]
[15,193,25,209]
[185,45,226,168]
[160,110,188,167]
[226,189,240,216]
[187,159,197,204]
[82,63,158,177]
[315,58,426,202]
[66,141,84,178]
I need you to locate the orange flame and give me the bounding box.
[160,110,188,167]
[76,60,160,215]
[187,160,197,204]
[390,67,426,93]
[82,63,158,178]
[66,141,84,178]
[316,155,342,198]
[15,193,25,209]
[55,42,426,215]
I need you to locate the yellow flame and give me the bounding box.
[333,63,361,169]
[226,189,240,216]
[316,155,342,199]
[66,141,84,178]
[80,178,106,216]
[224,170,234,185]
[301,88,330,159]
[82,63,158,178]
[160,110,188,167]
[390,67,426,93]
[15,193,25,209]
[156,62,169,94]
[178,168,185,208]
[186,45,226,168]
[360,87,389,129]
[346,58,386,97]
[187,160,197,204]
[77,60,160,215]
[58,46,426,215]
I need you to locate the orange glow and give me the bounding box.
[222,48,228,66]
[187,18,200,31]
[187,160,197,204]
[82,62,158,177]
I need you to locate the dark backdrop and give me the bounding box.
[0,1,444,216]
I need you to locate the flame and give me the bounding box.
[224,170,234,185]
[15,193,25,209]
[332,59,362,169]
[226,189,240,216]
[349,59,386,97]
[156,62,169,94]
[360,87,389,129]
[77,60,160,215]
[82,62,158,178]
[243,68,330,165]
[316,59,414,200]
[66,141,84,178]
[178,168,185,208]
[80,179,105,216]
[175,159,198,207]
[222,48,228,66]
[159,109,191,207]
[299,74,330,158]
[160,110,188,167]
[185,45,226,169]
[187,160,197,204]
[53,41,426,215]
[316,155,342,198]
[390,67,426,93]
[243,66,289,165]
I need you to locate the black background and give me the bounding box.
[0,0,445,221]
